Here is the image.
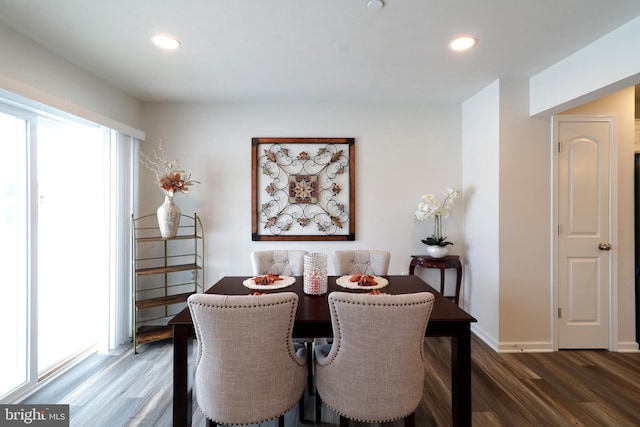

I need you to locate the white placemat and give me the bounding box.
[336,275,389,290]
[242,275,296,290]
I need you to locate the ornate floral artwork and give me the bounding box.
[252,137,355,241]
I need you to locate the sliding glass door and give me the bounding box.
[0,100,129,402]
[36,117,108,375]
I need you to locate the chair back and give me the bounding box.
[251,250,308,276]
[188,292,306,425]
[314,291,435,423]
[333,250,390,275]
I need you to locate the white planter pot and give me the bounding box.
[426,245,448,258]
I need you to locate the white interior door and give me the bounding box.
[556,117,613,349]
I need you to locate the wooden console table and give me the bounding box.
[409,255,462,305]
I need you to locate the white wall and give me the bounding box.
[498,80,551,350]
[530,16,640,117]
[139,101,464,283]
[462,81,501,346]
[0,23,142,133]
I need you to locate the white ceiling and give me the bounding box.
[1,0,639,105]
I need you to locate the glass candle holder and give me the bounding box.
[303,252,328,295]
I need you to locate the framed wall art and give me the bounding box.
[252,137,355,241]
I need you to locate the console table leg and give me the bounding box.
[455,265,462,306]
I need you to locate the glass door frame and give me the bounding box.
[0,104,37,402]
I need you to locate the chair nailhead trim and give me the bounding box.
[190,297,304,364]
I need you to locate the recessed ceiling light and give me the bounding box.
[151,35,181,50]
[367,0,383,11]
[449,36,477,52]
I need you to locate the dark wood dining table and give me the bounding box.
[168,274,476,427]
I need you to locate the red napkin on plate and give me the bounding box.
[349,274,377,286]
[252,273,282,285]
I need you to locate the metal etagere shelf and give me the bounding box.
[131,212,204,353]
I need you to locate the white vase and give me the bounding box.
[157,192,181,238]
[426,245,448,258]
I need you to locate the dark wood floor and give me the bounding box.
[23,334,640,426]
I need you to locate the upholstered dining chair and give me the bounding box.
[332,250,390,276]
[250,249,314,397]
[251,250,308,277]
[187,292,307,427]
[314,291,435,427]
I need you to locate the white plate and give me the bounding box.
[243,275,296,290]
[336,275,389,290]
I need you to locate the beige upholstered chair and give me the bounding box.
[251,250,308,277]
[187,292,307,427]
[251,249,315,397]
[332,250,390,276]
[314,291,435,427]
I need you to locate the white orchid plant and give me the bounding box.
[415,187,461,246]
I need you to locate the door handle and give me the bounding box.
[598,243,612,251]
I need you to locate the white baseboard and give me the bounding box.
[470,324,498,351]
[497,341,554,353]
[472,324,552,353]
[472,325,639,353]
[617,341,640,352]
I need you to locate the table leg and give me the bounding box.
[454,264,462,306]
[409,260,417,275]
[439,267,446,295]
[451,324,472,427]
[173,324,190,427]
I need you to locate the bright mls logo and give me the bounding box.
[0,405,69,426]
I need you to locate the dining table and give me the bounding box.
[168,274,476,427]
